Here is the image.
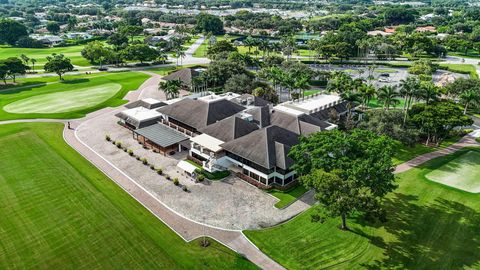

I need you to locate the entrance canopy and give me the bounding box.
[177,160,198,174]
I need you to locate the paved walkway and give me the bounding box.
[0,71,284,269]
[395,135,479,174]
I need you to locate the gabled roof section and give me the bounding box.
[199,116,259,142]
[309,101,348,121]
[220,126,299,169]
[163,68,200,86]
[270,110,329,136]
[156,98,245,130]
[247,106,270,128]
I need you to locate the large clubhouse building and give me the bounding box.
[116,91,347,189]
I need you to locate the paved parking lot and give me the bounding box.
[76,111,313,230]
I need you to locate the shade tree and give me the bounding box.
[289,129,397,230]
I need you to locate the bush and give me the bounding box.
[476,137,480,143]
[150,164,155,170]
[173,178,179,185]
[105,134,111,141]
[123,148,128,152]
[136,155,141,160]
[111,140,116,145]
[127,149,134,156]
[141,158,148,165]
[165,175,171,180]
[116,141,122,148]
[197,174,205,182]
[156,168,163,175]
[182,186,188,192]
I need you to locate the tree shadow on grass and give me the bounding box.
[0,81,47,95]
[60,78,90,84]
[359,193,480,269]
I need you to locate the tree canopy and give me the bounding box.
[289,129,396,230]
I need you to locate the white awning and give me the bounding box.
[177,160,198,174]
[190,133,224,152]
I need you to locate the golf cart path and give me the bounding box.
[395,134,479,174]
[0,72,284,270]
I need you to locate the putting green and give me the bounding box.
[4,83,121,114]
[425,151,480,193]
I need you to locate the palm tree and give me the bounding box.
[420,82,439,105]
[244,35,256,54]
[294,73,311,99]
[280,36,296,60]
[399,76,421,124]
[30,58,37,73]
[377,85,400,110]
[459,88,480,114]
[159,79,181,100]
[358,84,376,109]
[340,90,361,116]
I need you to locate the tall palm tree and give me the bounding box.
[294,73,311,99]
[244,35,256,54]
[420,82,439,105]
[358,83,376,109]
[399,76,421,124]
[30,58,37,72]
[340,90,361,116]
[377,85,400,110]
[459,88,480,114]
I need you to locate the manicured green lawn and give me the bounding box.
[0,123,257,270]
[245,147,480,269]
[439,63,478,79]
[4,83,121,114]
[304,89,321,97]
[392,136,461,165]
[0,72,149,120]
[0,45,90,67]
[425,150,480,193]
[367,97,407,109]
[267,185,308,209]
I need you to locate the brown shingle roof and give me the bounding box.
[163,68,200,86]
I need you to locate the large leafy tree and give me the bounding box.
[206,40,237,57]
[0,19,28,45]
[195,13,224,35]
[46,21,60,34]
[2,57,28,83]
[410,101,474,146]
[459,88,480,114]
[81,41,115,65]
[121,44,158,64]
[44,54,74,80]
[289,129,397,230]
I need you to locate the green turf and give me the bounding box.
[267,185,308,209]
[392,136,461,165]
[439,63,479,79]
[0,72,149,120]
[0,45,90,67]
[367,97,407,109]
[4,83,121,114]
[0,123,257,270]
[425,150,480,193]
[245,147,480,270]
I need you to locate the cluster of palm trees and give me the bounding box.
[260,64,312,102]
[20,54,37,73]
[242,35,297,59]
[326,72,450,122]
[159,79,181,100]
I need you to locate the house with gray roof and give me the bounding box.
[115,91,347,188]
